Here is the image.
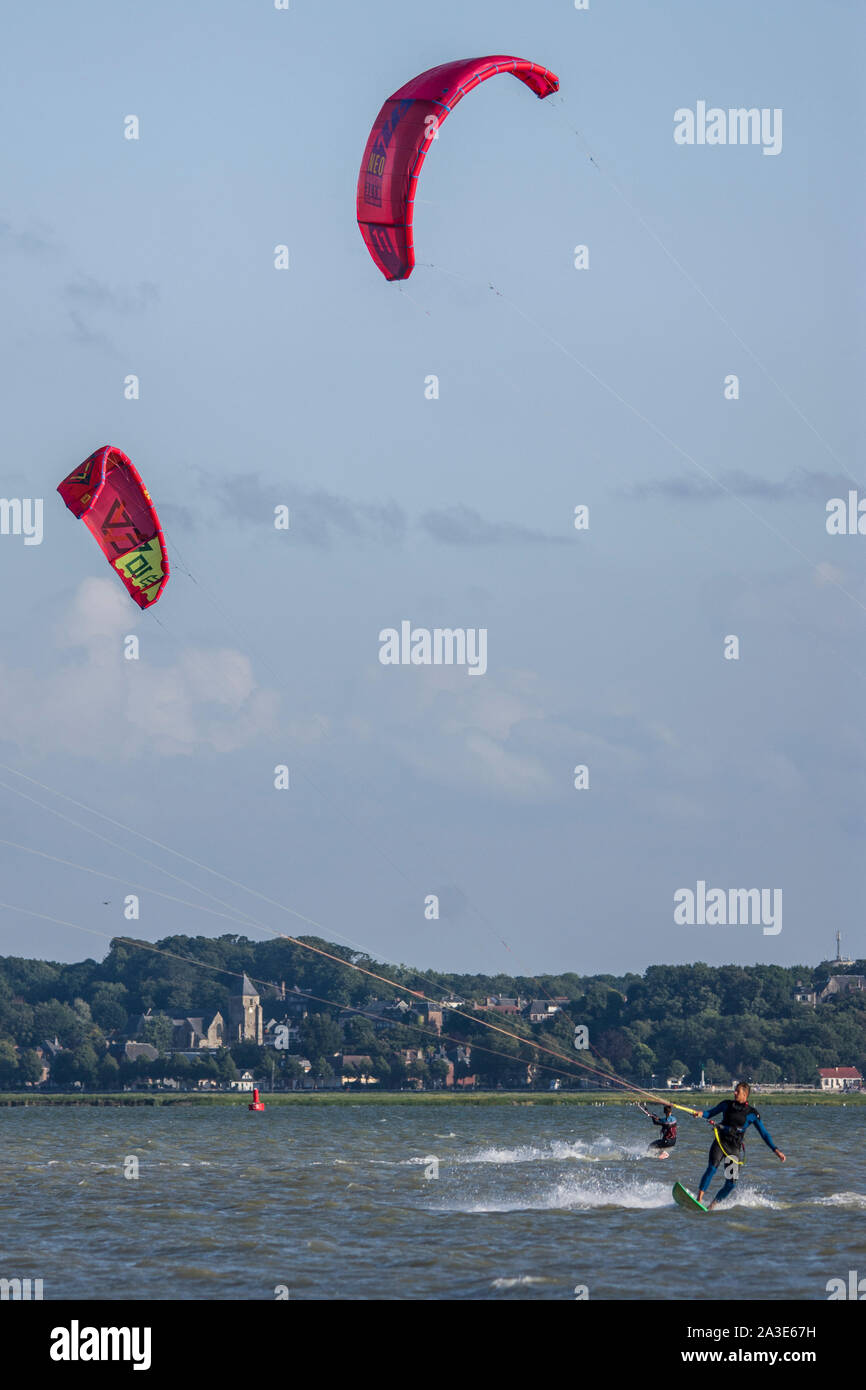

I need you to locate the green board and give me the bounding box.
[672,1180,708,1213]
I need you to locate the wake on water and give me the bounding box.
[458,1136,650,1165]
[421,1131,815,1214]
[490,1276,555,1289]
[434,1173,795,1214]
[345,1131,861,1215]
[386,1134,647,1168]
[812,1191,866,1209]
[438,1174,674,1214]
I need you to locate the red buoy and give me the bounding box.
[248,1086,265,1112]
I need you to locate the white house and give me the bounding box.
[817,1066,862,1092]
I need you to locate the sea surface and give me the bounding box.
[2,1101,863,1300]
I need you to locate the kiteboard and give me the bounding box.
[672,1180,708,1213]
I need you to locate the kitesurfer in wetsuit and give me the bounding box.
[696,1081,785,1209]
[647,1104,677,1152]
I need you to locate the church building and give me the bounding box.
[228,974,263,1045]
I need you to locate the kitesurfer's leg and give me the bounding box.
[696,1167,715,1204]
[697,1140,724,1204]
[707,1175,737,1209]
[707,1144,744,1207]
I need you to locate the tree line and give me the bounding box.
[0,935,862,1089]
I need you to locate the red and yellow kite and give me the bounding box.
[57,446,169,609]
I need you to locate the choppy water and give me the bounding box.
[1,1102,863,1300]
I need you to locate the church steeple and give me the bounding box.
[228,973,263,1044]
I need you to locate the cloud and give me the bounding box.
[210,473,409,548]
[63,277,159,314]
[67,310,116,353]
[63,277,159,351]
[357,663,705,809]
[184,473,564,551]
[0,579,279,758]
[625,468,855,503]
[0,219,57,255]
[368,668,559,802]
[419,505,568,546]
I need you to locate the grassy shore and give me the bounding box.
[0,1089,862,1108]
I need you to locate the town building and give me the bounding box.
[420,1003,443,1034]
[820,975,865,1000]
[337,1053,378,1085]
[341,998,411,1030]
[170,1014,224,1050]
[794,974,864,1008]
[527,1000,562,1022]
[817,1066,863,1092]
[227,974,263,1045]
[480,996,525,1015]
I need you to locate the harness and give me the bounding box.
[713,1126,746,1166]
[713,1100,757,1168]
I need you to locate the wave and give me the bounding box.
[436,1171,809,1215]
[709,1187,784,1211]
[458,1137,650,1166]
[439,1175,674,1213]
[491,1276,553,1289]
[810,1191,866,1210]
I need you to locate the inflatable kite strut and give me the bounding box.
[57,446,169,609]
[357,55,559,281]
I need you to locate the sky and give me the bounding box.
[0,0,863,979]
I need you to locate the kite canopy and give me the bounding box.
[57,446,169,609]
[357,55,559,281]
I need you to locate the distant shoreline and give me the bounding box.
[1,1089,862,1108]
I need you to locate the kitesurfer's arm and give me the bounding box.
[749,1112,786,1160]
[701,1102,726,1120]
